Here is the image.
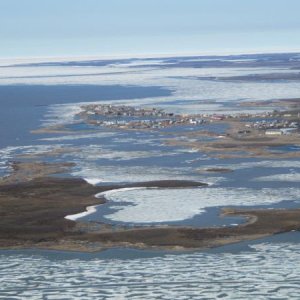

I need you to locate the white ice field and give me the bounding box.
[66,187,300,223]
[2,239,300,299]
[2,56,300,129]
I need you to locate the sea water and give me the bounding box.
[1,53,300,298]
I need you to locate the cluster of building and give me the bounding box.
[81,104,172,118]
[264,127,299,136]
[79,103,300,135]
[245,119,299,135]
[87,116,206,129]
[81,104,207,129]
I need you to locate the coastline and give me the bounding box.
[1,94,300,252]
[1,171,299,253]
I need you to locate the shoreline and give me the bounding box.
[0,95,300,253]
[2,49,300,64]
[1,174,300,253]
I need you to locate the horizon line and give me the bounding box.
[1,48,300,64]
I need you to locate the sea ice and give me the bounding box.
[2,239,300,299]
[71,164,205,183]
[255,173,300,182]
[75,187,300,223]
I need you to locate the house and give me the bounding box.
[211,115,225,121]
[280,128,298,135]
[265,129,282,136]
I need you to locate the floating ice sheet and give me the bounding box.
[7,55,300,127]
[255,173,300,182]
[71,163,220,185]
[2,240,300,299]
[67,144,179,161]
[40,131,117,141]
[204,160,300,171]
[0,144,70,176]
[78,187,300,223]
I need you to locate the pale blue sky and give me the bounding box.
[1,0,300,58]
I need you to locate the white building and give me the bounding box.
[265,129,282,136]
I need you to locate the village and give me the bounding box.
[78,103,300,135]
[79,104,207,129]
[244,119,299,136]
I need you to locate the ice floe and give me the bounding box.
[255,173,300,182]
[40,131,117,141]
[71,163,220,184]
[2,239,300,299]
[41,103,84,127]
[204,160,300,171]
[7,55,300,128]
[79,187,300,223]
[68,144,179,161]
[0,144,70,176]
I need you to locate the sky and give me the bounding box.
[1,0,300,58]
